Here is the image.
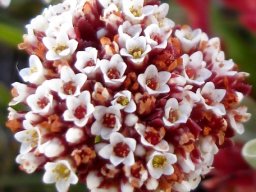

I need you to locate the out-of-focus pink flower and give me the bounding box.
[176,0,256,33]
[223,0,256,33]
[175,0,211,33]
[203,143,256,192]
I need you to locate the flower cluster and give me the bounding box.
[6,0,251,191]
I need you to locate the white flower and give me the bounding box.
[175,26,202,52]
[196,82,226,116]
[163,98,193,127]
[91,105,121,140]
[145,177,159,190]
[228,106,251,134]
[16,152,45,174]
[43,32,78,61]
[0,0,10,8]
[120,36,151,65]
[86,171,103,191]
[118,21,142,48]
[182,51,212,85]
[63,91,94,127]
[124,163,148,188]
[138,64,171,95]
[101,4,123,29]
[122,0,155,23]
[48,66,87,99]
[111,90,136,113]
[177,153,195,173]
[19,55,45,85]
[144,24,171,49]
[147,151,177,179]
[14,120,41,154]
[135,123,169,152]
[99,132,136,166]
[43,160,78,192]
[75,47,99,77]
[9,82,33,106]
[39,138,65,158]
[211,51,237,76]
[65,127,84,144]
[99,54,127,87]
[7,107,23,120]
[27,85,54,115]
[92,82,111,104]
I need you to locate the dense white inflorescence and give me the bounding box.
[7,0,251,191]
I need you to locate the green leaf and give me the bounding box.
[0,22,22,47]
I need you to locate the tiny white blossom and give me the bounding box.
[63,91,94,127]
[16,152,45,174]
[86,171,103,191]
[99,132,136,166]
[48,66,87,99]
[111,90,136,113]
[144,24,171,49]
[122,0,155,23]
[75,47,99,77]
[9,82,33,106]
[120,36,151,65]
[118,21,142,48]
[43,32,78,61]
[26,85,54,115]
[91,105,121,140]
[228,106,251,134]
[175,26,202,53]
[147,151,177,179]
[138,64,171,95]
[182,51,212,85]
[19,55,45,85]
[99,54,127,87]
[163,98,193,127]
[14,120,41,154]
[43,160,78,192]
[196,82,226,116]
[135,123,169,152]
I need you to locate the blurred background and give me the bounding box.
[0,0,256,191]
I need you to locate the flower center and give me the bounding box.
[168,109,179,123]
[113,142,130,157]
[144,131,161,145]
[129,48,143,59]
[54,44,68,54]
[107,68,120,79]
[150,34,162,44]
[117,96,129,106]
[130,6,142,17]
[152,155,167,168]
[74,105,87,119]
[52,163,71,180]
[30,66,38,74]
[63,81,76,95]
[37,97,49,109]
[85,60,95,67]
[203,94,214,105]
[146,78,159,90]
[27,129,39,147]
[185,66,197,80]
[102,113,116,128]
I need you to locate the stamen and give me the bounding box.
[152,155,167,168]
[113,142,130,157]
[117,96,129,106]
[63,81,76,95]
[74,106,87,119]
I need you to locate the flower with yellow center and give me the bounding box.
[43,160,78,192]
[147,151,177,179]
